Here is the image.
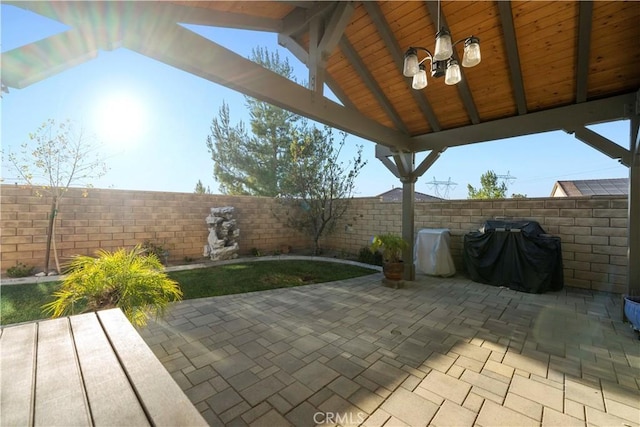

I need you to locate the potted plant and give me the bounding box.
[370,234,409,281]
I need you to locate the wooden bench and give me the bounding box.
[1,308,207,426]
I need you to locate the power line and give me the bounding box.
[496,170,517,187]
[518,166,622,184]
[426,177,457,199]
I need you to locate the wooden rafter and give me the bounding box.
[498,1,527,115]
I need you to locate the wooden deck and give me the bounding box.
[1,308,207,426]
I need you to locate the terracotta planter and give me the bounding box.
[382,261,404,281]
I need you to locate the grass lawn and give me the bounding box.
[0,260,377,326]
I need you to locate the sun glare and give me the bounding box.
[94,92,148,148]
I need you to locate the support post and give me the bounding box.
[628,113,640,296]
[401,176,417,281]
[377,146,447,281]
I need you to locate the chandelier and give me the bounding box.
[402,1,481,90]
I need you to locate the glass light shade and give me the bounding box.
[433,29,453,61]
[445,60,461,85]
[403,49,419,77]
[412,67,428,90]
[462,37,481,67]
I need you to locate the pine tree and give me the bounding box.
[206,48,301,196]
[194,179,211,194]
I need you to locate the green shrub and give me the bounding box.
[6,262,35,278]
[357,246,383,266]
[141,240,169,264]
[251,247,262,257]
[43,246,182,326]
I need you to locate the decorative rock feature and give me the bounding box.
[204,207,239,261]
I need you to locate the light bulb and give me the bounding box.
[403,48,419,77]
[462,37,481,67]
[412,66,428,90]
[433,29,453,61]
[445,59,461,85]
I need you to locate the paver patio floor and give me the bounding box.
[139,272,640,426]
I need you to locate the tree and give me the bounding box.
[277,127,366,254]
[206,47,302,196]
[467,170,508,199]
[194,179,212,194]
[3,119,108,273]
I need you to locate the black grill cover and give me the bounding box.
[463,220,563,293]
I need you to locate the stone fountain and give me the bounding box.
[203,206,239,260]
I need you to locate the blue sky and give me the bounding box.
[1,4,630,199]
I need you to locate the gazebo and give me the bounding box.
[2,1,638,293]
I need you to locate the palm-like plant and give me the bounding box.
[43,246,182,326]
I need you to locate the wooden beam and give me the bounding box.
[392,152,413,178]
[281,2,334,37]
[308,16,325,94]
[498,1,527,115]
[401,177,416,281]
[410,93,636,152]
[123,21,412,150]
[576,1,593,103]
[628,104,640,295]
[294,2,353,95]
[1,29,98,89]
[571,126,631,166]
[278,33,355,108]
[339,38,409,134]
[163,3,283,32]
[318,2,354,59]
[363,1,441,132]
[414,147,446,177]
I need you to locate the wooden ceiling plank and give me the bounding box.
[510,1,575,24]
[363,1,441,132]
[498,1,527,115]
[338,37,409,134]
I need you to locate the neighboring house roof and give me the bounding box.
[550,178,629,197]
[377,187,441,202]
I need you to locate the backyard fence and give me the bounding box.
[0,185,629,293]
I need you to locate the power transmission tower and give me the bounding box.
[496,171,517,188]
[426,177,457,199]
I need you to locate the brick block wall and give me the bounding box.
[1,186,629,293]
[0,185,310,271]
[323,196,629,294]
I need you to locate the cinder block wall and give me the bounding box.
[0,185,311,270]
[1,186,629,293]
[323,196,629,294]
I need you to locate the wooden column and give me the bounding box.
[628,112,640,295]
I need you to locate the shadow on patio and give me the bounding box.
[139,271,640,426]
